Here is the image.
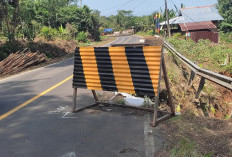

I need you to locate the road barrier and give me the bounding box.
[72,46,175,126]
[164,40,232,98]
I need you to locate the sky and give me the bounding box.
[82,0,218,16]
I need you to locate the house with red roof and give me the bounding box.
[160,5,224,43]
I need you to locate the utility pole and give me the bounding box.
[80,0,82,7]
[165,0,171,37]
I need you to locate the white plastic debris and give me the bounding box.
[114,92,153,107]
[124,97,145,107]
[175,112,182,116]
[139,39,145,43]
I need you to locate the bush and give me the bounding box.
[76,31,88,43]
[40,26,58,40]
[220,32,232,44]
[172,33,185,39]
[136,31,153,37]
[58,25,70,40]
[147,30,154,35]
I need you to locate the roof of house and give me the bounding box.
[160,16,184,25]
[181,5,224,23]
[160,5,223,26]
[179,21,217,31]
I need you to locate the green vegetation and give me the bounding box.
[76,31,88,43]
[136,30,154,37]
[40,26,58,40]
[0,0,103,61]
[0,1,101,42]
[167,33,232,74]
[218,0,232,32]
[171,138,199,157]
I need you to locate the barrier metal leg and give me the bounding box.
[151,48,163,127]
[151,96,159,127]
[92,90,98,102]
[72,89,99,113]
[73,88,77,112]
[162,56,175,115]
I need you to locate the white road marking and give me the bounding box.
[49,106,69,115]
[62,152,76,157]
[61,112,77,119]
[49,106,77,118]
[144,114,155,157]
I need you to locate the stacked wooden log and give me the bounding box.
[0,49,47,76]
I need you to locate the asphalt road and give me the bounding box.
[0,35,163,157]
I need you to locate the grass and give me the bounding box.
[167,32,232,74]
[170,138,200,157]
[136,31,154,37]
[100,35,108,41]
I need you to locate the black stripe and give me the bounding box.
[94,47,118,91]
[125,47,155,96]
[73,47,87,88]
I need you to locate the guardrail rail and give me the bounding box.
[164,40,232,98]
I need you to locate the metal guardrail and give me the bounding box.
[164,40,232,91]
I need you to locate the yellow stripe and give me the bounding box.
[80,47,102,90]
[109,47,135,94]
[0,75,73,121]
[143,46,162,94]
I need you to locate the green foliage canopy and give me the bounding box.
[0,0,101,41]
[218,0,232,32]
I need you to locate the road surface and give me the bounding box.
[0,35,164,157]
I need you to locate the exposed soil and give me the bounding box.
[31,38,77,58]
[160,114,232,157]
[144,36,164,46]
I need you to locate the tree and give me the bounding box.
[0,0,20,41]
[18,0,37,40]
[218,0,232,32]
[116,10,133,29]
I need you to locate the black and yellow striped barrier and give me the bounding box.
[72,46,175,126]
[73,46,162,96]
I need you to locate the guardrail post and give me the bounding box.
[188,70,195,87]
[195,77,205,99]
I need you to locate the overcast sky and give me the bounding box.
[82,0,218,16]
